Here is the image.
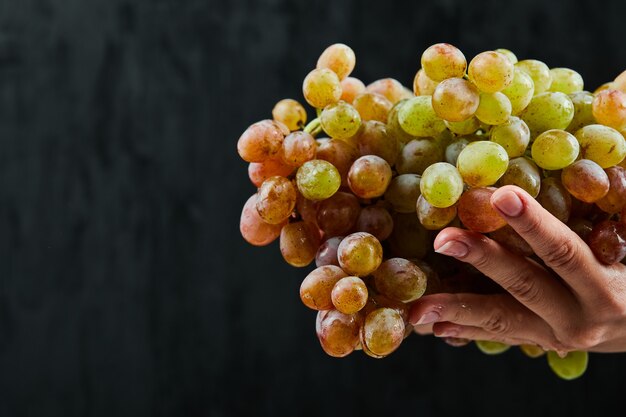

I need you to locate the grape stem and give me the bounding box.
[304,118,323,137]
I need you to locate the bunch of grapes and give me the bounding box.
[237,42,626,380]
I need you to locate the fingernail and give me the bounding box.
[435,327,459,338]
[435,240,469,258]
[492,190,523,217]
[414,311,440,325]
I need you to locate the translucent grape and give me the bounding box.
[320,101,362,140]
[587,221,626,264]
[549,68,584,94]
[280,221,321,267]
[432,78,480,122]
[384,174,421,213]
[347,155,392,199]
[515,59,552,94]
[497,157,541,198]
[248,159,294,187]
[445,137,470,165]
[316,191,361,237]
[561,160,610,203]
[331,276,369,314]
[361,308,406,357]
[337,232,383,276]
[256,176,297,224]
[520,92,575,137]
[387,100,416,144]
[536,177,572,223]
[315,236,343,267]
[353,92,393,123]
[355,120,399,165]
[495,48,517,64]
[387,213,430,259]
[300,265,348,310]
[614,70,626,93]
[420,162,464,208]
[592,89,626,130]
[421,43,467,82]
[340,76,366,103]
[315,138,358,187]
[475,92,512,125]
[366,78,407,104]
[398,96,447,137]
[531,129,579,170]
[272,98,307,131]
[281,131,317,167]
[296,191,318,227]
[489,116,530,157]
[240,194,286,246]
[296,160,342,201]
[458,187,507,233]
[468,51,514,93]
[502,68,535,115]
[302,68,342,109]
[237,120,286,162]
[445,117,480,135]
[416,194,457,230]
[354,206,394,241]
[397,138,445,175]
[568,217,594,241]
[475,340,510,355]
[456,141,509,187]
[567,91,596,133]
[373,258,427,303]
[413,68,439,96]
[575,124,626,168]
[596,167,626,214]
[316,310,361,357]
[489,225,533,257]
[316,43,356,80]
[547,351,588,380]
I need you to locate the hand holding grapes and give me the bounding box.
[410,185,626,354]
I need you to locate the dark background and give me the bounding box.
[1,0,625,416]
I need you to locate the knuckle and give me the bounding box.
[504,273,542,306]
[482,310,511,335]
[542,239,580,272]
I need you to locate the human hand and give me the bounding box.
[409,185,626,354]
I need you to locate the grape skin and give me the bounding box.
[567,91,596,133]
[361,308,406,357]
[420,162,464,208]
[237,120,286,162]
[561,159,610,203]
[468,51,514,93]
[398,96,447,137]
[337,232,384,277]
[421,43,467,82]
[416,194,457,230]
[281,131,317,167]
[302,68,342,109]
[316,191,361,237]
[366,78,408,104]
[340,77,366,103]
[457,187,507,233]
[574,124,626,168]
[316,43,356,80]
[300,265,349,310]
[515,59,552,94]
[355,121,399,165]
[316,139,358,187]
[587,221,626,265]
[456,141,509,187]
[354,206,394,241]
[384,174,421,213]
[502,68,535,115]
[248,159,294,187]
[592,89,626,131]
[280,221,321,267]
[315,236,343,267]
[549,68,584,94]
[536,177,572,223]
[320,101,362,140]
[373,258,427,303]
[547,351,588,380]
[490,116,530,157]
[432,78,480,122]
[316,310,362,358]
[497,157,542,198]
[476,340,510,355]
[353,92,393,123]
[331,276,369,314]
[596,167,626,214]
[256,176,297,224]
[240,194,286,246]
[520,92,575,137]
[272,98,307,131]
[413,68,439,96]
[397,139,445,175]
[531,129,580,170]
[296,159,342,201]
[348,155,392,199]
[475,92,512,125]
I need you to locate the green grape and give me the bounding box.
[296,159,342,200]
[468,51,514,93]
[280,221,321,267]
[347,155,392,199]
[421,43,467,82]
[384,174,421,213]
[416,194,457,230]
[445,137,470,165]
[502,68,535,115]
[456,141,509,187]
[316,43,356,80]
[387,100,416,144]
[537,177,572,223]
[574,124,626,168]
[366,78,407,104]
[561,159,610,203]
[353,92,393,123]
[432,78,480,122]
[413,68,439,96]
[475,340,510,355]
[567,91,596,133]
[355,120,399,165]
[315,139,358,187]
[547,351,588,380]
[420,162,464,208]
[337,232,383,276]
[302,68,342,109]
[596,167,626,214]
[396,138,445,175]
[497,157,542,197]
[256,176,297,224]
[520,344,546,358]
[489,116,530,157]
[300,265,348,310]
[475,92,512,125]
[495,48,518,64]
[319,101,361,140]
[515,59,553,94]
[549,68,584,94]
[592,89,626,131]
[331,276,369,314]
[272,98,307,131]
[240,194,286,246]
[520,92,575,137]
[531,129,579,170]
[361,308,406,357]
[316,310,361,358]
[373,258,427,303]
[445,117,480,135]
[458,187,507,233]
[340,76,366,103]
[398,96,447,137]
[387,213,430,259]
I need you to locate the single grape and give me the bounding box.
[561,160,610,203]
[575,124,626,168]
[547,351,588,380]
[537,177,572,223]
[354,206,394,241]
[515,59,552,94]
[300,265,348,310]
[413,68,439,96]
[316,43,356,80]
[302,68,342,109]
[337,232,383,277]
[281,131,317,167]
[520,344,546,358]
[248,159,295,187]
[280,221,321,267]
[340,76,366,103]
[421,43,467,82]
[490,116,530,157]
[272,98,307,131]
[296,191,319,227]
[567,91,596,133]
[497,157,541,197]
[520,92,575,137]
[475,92,512,125]
[396,138,445,175]
[315,236,343,267]
[468,51,514,93]
[384,174,421,213]
[420,162,464,208]
[489,225,534,257]
[596,167,626,214]
[353,92,393,123]
[237,120,286,162]
[387,213,430,259]
[296,159,341,201]
[432,78,480,122]
[256,176,297,224]
[457,141,509,187]
[502,68,535,115]
[387,100,417,144]
[445,137,470,166]
[398,96,447,137]
[366,78,408,104]
[592,89,626,131]
[495,48,517,64]
[240,194,286,246]
[458,187,507,233]
[320,101,362,140]
[361,308,406,357]
[445,117,480,135]
[355,120,399,165]
[548,68,584,94]
[531,129,579,170]
[587,221,626,264]
[315,138,358,187]
[347,155,392,199]
[316,309,361,357]
[316,192,361,237]
[416,194,457,230]
[373,258,427,303]
[475,340,510,355]
[331,276,369,314]
[568,217,594,241]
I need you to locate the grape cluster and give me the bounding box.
[237,43,626,380]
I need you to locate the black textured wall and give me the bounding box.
[0,0,625,416]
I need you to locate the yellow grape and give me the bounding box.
[547,351,588,380]
[296,159,341,200]
[520,92,575,137]
[497,157,541,198]
[575,124,626,168]
[320,101,362,140]
[331,276,369,314]
[353,92,393,122]
[567,91,596,133]
[490,116,530,157]
[458,187,507,233]
[373,258,427,303]
[432,78,480,122]
[495,48,518,64]
[240,194,286,246]
[421,43,467,81]
[475,92,512,125]
[337,232,383,277]
[468,51,514,93]
[384,174,421,213]
[515,59,553,94]
[256,176,297,224]
[413,68,439,96]
[302,68,342,109]
[420,162,464,208]
[316,43,356,80]
[300,265,348,310]
[280,221,321,267]
[340,77,366,103]
[592,89,626,131]
[561,159,609,203]
[272,98,307,131]
[398,96,447,137]
[396,138,445,175]
[476,340,510,355]
[366,78,407,104]
[355,120,399,165]
[502,68,535,115]
[445,117,480,135]
[361,308,405,357]
[531,129,580,170]
[348,155,392,199]
[387,100,417,144]
[416,194,457,230]
[549,68,584,94]
[614,70,626,93]
[316,310,361,357]
[456,141,509,187]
